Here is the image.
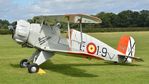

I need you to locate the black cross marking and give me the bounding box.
[124,38,135,63]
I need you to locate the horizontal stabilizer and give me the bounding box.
[118,54,144,62]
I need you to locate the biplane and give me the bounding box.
[8,14,143,73]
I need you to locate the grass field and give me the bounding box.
[0,32,149,84]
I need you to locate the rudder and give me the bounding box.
[117,35,135,63]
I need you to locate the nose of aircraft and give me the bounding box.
[8,20,30,44]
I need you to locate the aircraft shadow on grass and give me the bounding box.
[10,61,140,77]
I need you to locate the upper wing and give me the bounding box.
[34,14,102,24]
[65,14,102,23]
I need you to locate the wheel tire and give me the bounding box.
[28,63,39,73]
[20,59,30,68]
[114,62,118,64]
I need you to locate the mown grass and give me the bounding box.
[0,32,149,84]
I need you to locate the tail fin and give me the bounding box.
[117,35,135,63]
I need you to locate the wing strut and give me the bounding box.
[78,17,83,50]
[66,16,71,49]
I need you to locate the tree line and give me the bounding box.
[1,10,149,29]
[95,10,149,28]
[0,19,9,29]
[31,10,149,28]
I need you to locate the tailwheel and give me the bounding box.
[28,63,39,73]
[20,59,30,68]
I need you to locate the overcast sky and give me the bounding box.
[0,0,149,22]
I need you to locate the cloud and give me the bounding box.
[0,0,149,22]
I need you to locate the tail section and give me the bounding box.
[117,35,135,63]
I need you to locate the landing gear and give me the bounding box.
[114,62,118,64]
[20,59,39,73]
[20,59,30,68]
[28,63,39,73]
[19,50,54,73]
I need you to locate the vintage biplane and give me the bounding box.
[9,14,143,73]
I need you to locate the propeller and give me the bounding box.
[8,22,17,39]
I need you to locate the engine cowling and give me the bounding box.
[13,20,30,44]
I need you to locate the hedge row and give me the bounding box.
[82,27,149,33]
[0,29,11,35]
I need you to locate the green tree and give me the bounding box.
[117,10,134,27]
[139,10,149,27]
[96,12,118,27]
[0,19,9,29]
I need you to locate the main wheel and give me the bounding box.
[20,59,30,68]
[28,63,39,73]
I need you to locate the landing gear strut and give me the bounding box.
[19,50,54,73]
